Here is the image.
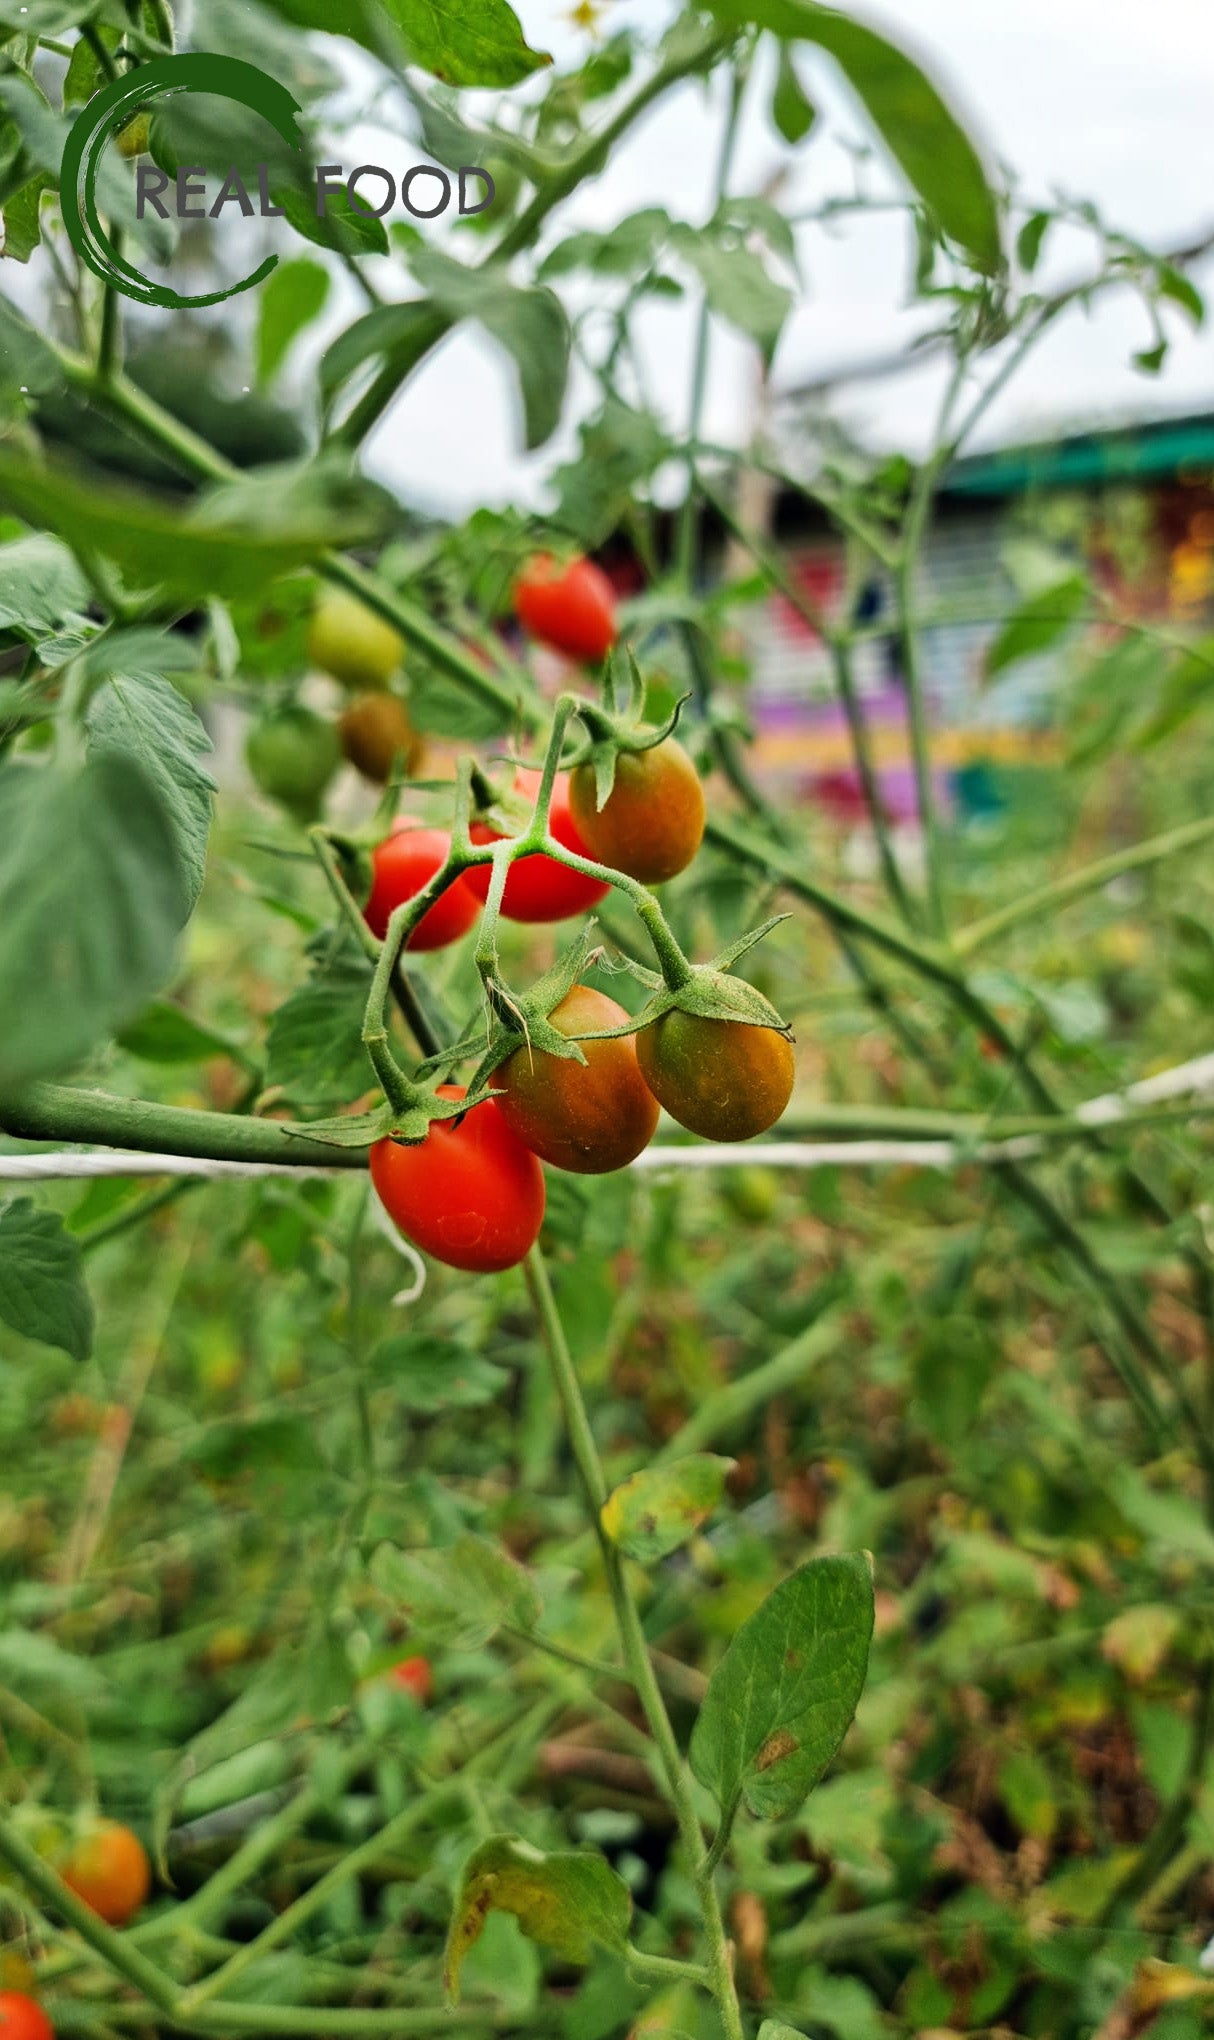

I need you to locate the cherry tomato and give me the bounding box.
[570,735,705,884]
[0,1993,54,2040]
[513,554,617,663]
[389,1655,434,1704]
[339,693,423,784]
[307,587,403,691]
[466,769,610,923]
[246,705,339,820]
[636,1013,795,1143]
[370,1086,545,1274]
[364,825,480,950]
[60,1821,150,1928]
[497,984,659,1174]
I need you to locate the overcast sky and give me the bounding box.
[360,0,1214,515]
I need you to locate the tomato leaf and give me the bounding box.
[0,1199,94,1361]
[984,574,1088,677]
[370,1532,541,1648]
[671,223,792,360]
[0,449,392,604]
[410,248,572,450]
[772,42,816,143]
[0,534,90,640]
[277,181,390,261]
[267,944,375,1107]
[86,670,216,925]
[711,0,1003,274]
[117,1001,248,1068]
[1,170,50,261]
[690,1553,874,1819]
[0,756,182,1089]
[445,1836,630,2003]
[369,1334,510,1411]
[602,1454,735,1563]
[256,257,331,389]
[381,0,551,85]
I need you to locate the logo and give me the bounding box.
[61,52,494,311]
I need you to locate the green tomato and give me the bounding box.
[245,704,339,821]
[307,588,403,692]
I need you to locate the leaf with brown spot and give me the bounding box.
[690,1554,874,1819]
[601,1454,735,1564]
[444,1834,631,2003]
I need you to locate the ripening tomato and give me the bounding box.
[370,1086,545,1274]
[570,735,705,884]
[465,768,610,923]
[339,692,423,783]
[513,555,617,663]
[636,1013,795,1143]
[60,1821,151,1928]
[308,588,403,691]
[364,825,480,949]
[389,1655,434,1704]
[246,705,339,820]
[497,984,659,1174]
[0,1993,53,2040]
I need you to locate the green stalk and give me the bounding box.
[179,1790,458,2014]
[701,476,918,929]
[675,54,749,587]
[954,814,1214,955]
[0,1085,365,1168]
[523,1247,745,2040]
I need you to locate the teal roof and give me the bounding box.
[945,415,1214,496]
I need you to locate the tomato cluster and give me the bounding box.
[275,568,794,1276]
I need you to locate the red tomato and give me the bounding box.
[370,1086,546,1273]
[465,769,611,924]
[60,1821,151,1928]
[364,825,480,949]
[389,1655,434,1704]
[0,1994,54,2040]
[513,554,617,663]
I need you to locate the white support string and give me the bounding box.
[1,1051,1212,1184]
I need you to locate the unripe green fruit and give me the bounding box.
[246,705,339,821]
[307,588,403,691]
[117,112,151,159]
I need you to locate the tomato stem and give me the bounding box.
[523,1245,746,2040]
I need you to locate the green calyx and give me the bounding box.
[571,648,693,810]
[559,914,795,1043]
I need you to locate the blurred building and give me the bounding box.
[733,409,1214,823]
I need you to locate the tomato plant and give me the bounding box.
[0,4,1210,2039]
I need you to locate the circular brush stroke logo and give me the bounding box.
[61,52,304,309]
